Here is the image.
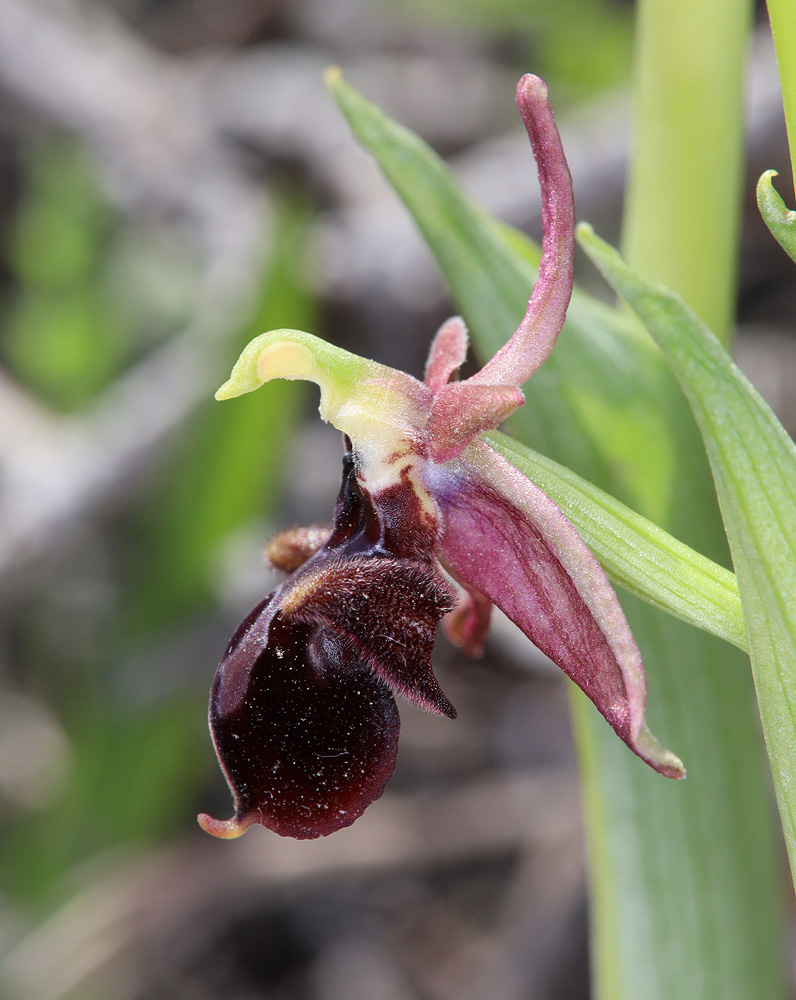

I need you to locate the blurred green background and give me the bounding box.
[0,1,791,998]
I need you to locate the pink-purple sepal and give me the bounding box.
[435,440,685,779]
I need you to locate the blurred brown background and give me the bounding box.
[0,1,793,998]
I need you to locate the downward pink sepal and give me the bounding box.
[433,439,685,779]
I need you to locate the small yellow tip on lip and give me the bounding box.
[197,811,255,839]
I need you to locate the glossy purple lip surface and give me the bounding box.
[204,609,401,840]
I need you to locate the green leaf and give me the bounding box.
[579,220,796,886]
[2,287,124,409]
[327,71,784,1000]
[757,169,796,263]
[8,141,110,289]
[486,430,745,650]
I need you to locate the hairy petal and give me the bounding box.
[198,597,400,840]
[424,316,469,393]
[469,75,575,388]
[283,555,457,718]
[427,382,524,462]
[433,440,684,778]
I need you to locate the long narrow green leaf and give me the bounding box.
[327,71,784,1000]
[580,221,796,882]
[487,431,745,650]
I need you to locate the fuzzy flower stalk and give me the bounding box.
[199,74,684,842]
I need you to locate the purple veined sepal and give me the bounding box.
[431,439,685,779]
[421,73,575,465]
[430,74,575,397]
[414,79,680,775]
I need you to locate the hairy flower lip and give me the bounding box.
[201,446,458,839]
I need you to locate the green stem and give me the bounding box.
[621,0,753,344]
[767,0,796,193]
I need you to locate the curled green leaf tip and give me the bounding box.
[756,170,796,264]
[756,170,795,219]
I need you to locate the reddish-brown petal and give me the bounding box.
[424,316,469,393]
[283,555,457,718]
[199,602,400,840]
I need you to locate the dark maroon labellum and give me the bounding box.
[207,610,400,839]
[199,444,455,839]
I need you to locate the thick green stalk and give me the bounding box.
[621,0,752,343]
[767,0,796,191]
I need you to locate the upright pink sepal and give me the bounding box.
[437,441,684,779]
[424,316,469,393]
[468,74,575,389]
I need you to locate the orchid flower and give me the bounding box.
[198,75,684,842]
